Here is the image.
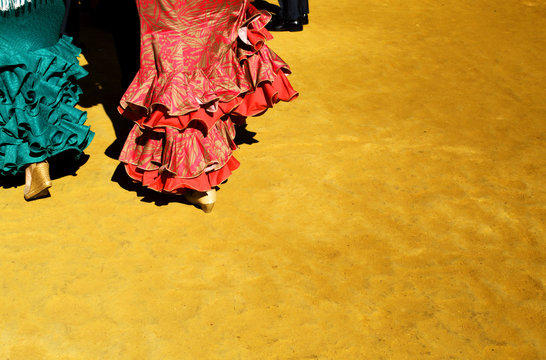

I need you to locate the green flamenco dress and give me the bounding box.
[0,0,93,176]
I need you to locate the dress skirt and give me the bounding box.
[118,0,298,193]
[0,0,94,176]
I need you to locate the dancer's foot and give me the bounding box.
[24,161,52,201]
[184,189,216,213]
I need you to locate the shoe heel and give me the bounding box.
[184,189,217,213]
[25,188,50,201]
[201,203,214,213]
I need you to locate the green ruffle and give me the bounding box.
[0,35,94,176]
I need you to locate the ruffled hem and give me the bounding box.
[124,156,240,193]
[119,118,238,192]
[119,3,297,119]
[119,69,297,134]
[0,36,93,176]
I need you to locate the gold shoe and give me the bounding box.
[24,161,52,201]
[184,189,216,213]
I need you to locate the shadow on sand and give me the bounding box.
[0,152,91,190]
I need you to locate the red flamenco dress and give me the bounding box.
[118,0,298,194]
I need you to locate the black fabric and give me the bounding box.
[98,0,140,89]
[61,0,80,41]
[278,0,309,21]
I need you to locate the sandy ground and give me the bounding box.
[1,0,545,358]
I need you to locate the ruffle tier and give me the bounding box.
[0,36,94,176]
[119,118,239,193]
[119,69,296,135]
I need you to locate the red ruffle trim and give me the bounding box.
[243,4,274,52]
[119,69,297,135]
[125,155,240,193]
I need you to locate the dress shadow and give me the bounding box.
[76,1,139,161]
[251,0,280,14]
[0,152,90,189]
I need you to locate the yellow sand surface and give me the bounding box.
[1,0,545,358]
